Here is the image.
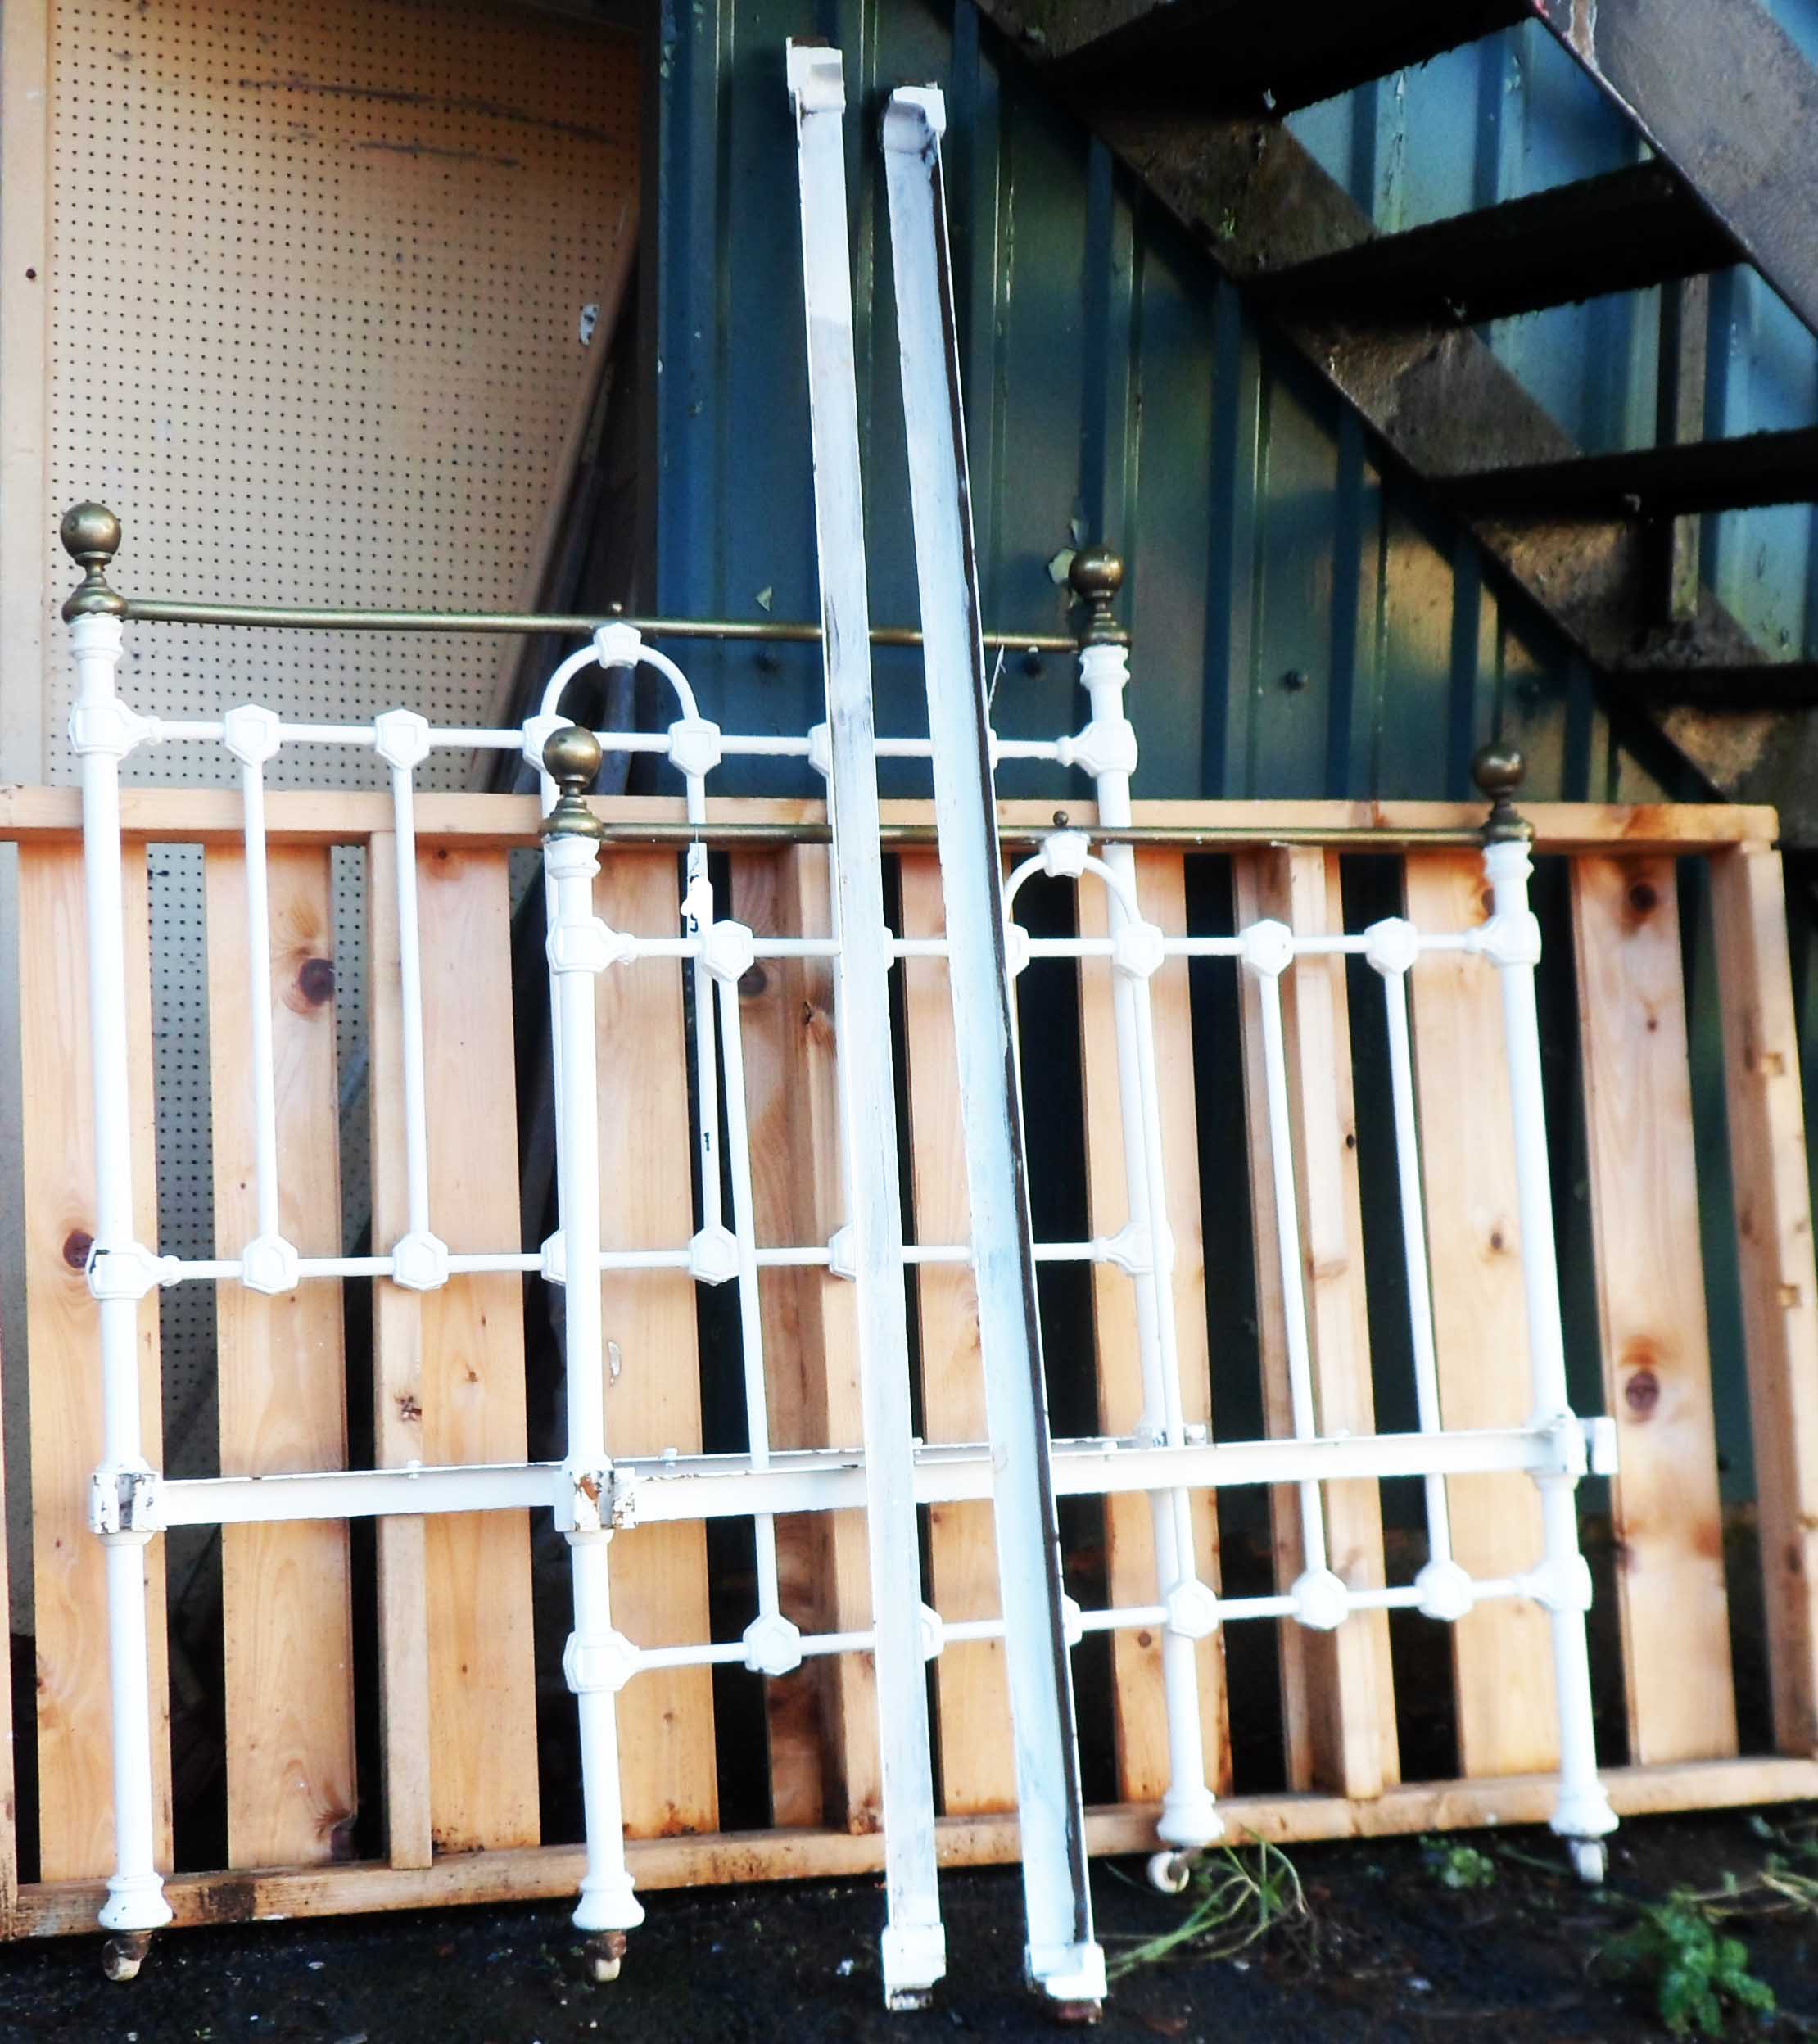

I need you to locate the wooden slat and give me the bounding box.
[594,849,716,1838]
[367,834,431,1867]
[206,844,359,1865]
[1075,851,1232,1800]
[1403,850,1560,1775]
[1571,854,1736,1763]
[368,839,538,1854]
[1708,843,1818,1753]
[1236,848,1398,1798]
[20,1753,1818,1938]
[732,848,880,1830]
[19,843,174,1879]
[0,787,1777,854]
[898,851,1014,1813]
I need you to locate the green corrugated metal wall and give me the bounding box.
[647,0,1812,1512]
[648,0,1703,809]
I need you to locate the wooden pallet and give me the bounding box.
[2,787,1815,1939]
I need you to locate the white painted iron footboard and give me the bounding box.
[52,46,1621,2018]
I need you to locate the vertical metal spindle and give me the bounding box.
[389,765,431,1239]
[237,756,280,1242]
[1242,923,1352,1637]
[713,966,793,1671]
[1365,919,1465,1618]
[373,709,447,1295]
[1473,744,1617,1881]
[63,505,173,1974]
[219,703,302,1297]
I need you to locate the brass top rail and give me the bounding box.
[116,596,1079,653]
[59,502,1118,654]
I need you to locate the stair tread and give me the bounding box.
[1036,0,1527,115]
[1251,163,1737,328]
[1440,426,1818,518]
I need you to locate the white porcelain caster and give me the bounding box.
[102,1932,152,1983]
[1567,1839,1608,1885]
[584,1929,627,1983]
[1146,1850,1194,1895]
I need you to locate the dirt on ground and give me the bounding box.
[4,1807,1816,2042]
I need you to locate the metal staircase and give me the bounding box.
[973,0,1818,834]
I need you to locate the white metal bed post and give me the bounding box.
[1474,747,1618,1880]
[789,43,947,2010]
[540,726,644,1976]
[1069,556,1223,1893]
[884,84,1105,2012]
[62,506,173,1980]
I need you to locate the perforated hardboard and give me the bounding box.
[38,0,638,1440]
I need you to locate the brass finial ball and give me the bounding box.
[1472,744,1526,801]
[61,502,121,568]
[1069,549,1125,605]
[541,721,604,791]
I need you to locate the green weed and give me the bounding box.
[1599,1895,1775,2040]
[1422,1838,1499,1892]
[1107,1840,1314,1981]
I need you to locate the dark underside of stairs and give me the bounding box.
[979,0,1818,834]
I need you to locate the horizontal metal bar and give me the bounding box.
[121,595,1079,654]
[560,820,1491,851]
[152,1421,1608,1530]
[161,1462,557,1526]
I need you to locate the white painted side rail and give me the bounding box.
[789,40,947,2010]
[135,1422,1612,1529]
[883,79,1102,2008]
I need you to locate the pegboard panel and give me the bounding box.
[43,0,637,791]
[32,0,635,1444]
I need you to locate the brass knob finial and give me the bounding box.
[1069,547,1128,648]
[1472,743,1530,843]
[540,723,605,841]
[60,502,128,621]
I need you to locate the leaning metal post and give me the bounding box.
[63,505,173,1978]
[542,725,644,1975]
[1474,743,1619,1881]
[884,83,1101,2011]
[792,44,947,2009]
